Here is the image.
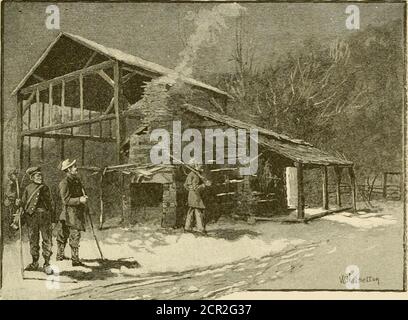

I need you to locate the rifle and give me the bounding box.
[167,153,211,186]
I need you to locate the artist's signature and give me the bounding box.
[339,272,380,288]
[339,265,380,289]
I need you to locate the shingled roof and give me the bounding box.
[182,104,352,166]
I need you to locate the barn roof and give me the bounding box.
[182,104,353,166]
[12,32,232,99]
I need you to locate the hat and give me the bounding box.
[60,159,76,171]
[26,166,41,176]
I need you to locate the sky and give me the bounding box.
[2,2,405,170]
[3,2,404,93]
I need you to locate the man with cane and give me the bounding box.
[57,159,88,267]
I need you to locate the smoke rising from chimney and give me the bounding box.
[160,3,246,85]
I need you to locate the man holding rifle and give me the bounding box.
[184,161,211,235]
[5,169,20,234]
[57,159,88,267]
[21,166,56,275]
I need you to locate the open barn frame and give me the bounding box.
[12,32,229,171]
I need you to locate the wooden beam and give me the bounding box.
[114,62,121,164]
[99,110,103,137]
[348,166,357,213]
[20,60,114,95]
[382,172,388,199]
[334,167,343,207]
[28,97,31,166]
[22,90,36,115]
[122,71,139,84]
[16,94,24,170]
[61,80,65,108]
[36,89,40,129]
[81,139,85,165]
[49,83,53,125]
[97,70,115,87]
[61,80,65,132]
[99,174,104,229]
[103,98,114,115]
[322,166,329,210]
[70,105,74,135]
[122,66,156,80]
[27,132,115,143]
[295,162,305,219]
[83,51,97,69]
[79,73,84,120]
[88,109,92,136]
[12,33,64,96]
[22,113,117,136]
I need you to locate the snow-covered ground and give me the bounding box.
[0,200,404,299]
[321,210,397,229]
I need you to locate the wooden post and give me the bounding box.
[36,89,41,129]
[0,95,3,289]
[334,166,343,208]
[79,73,84,121]
[348,166,357,213]
[322,166,329,210]
[99,111,103,138]
[81,139,85,165]
[295,162,305,220]
[28,99,31,166]
[70,106,74,135]
[113,62,124,164]
[99,173,104,229]
[16,93,24,170]
[49,83,53,125]
[382,172,388,199]
[88,109,92,136]
[61,80,65,133]
[41,102,45,161]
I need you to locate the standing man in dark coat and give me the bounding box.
[21,167,56,275]
[57,159,88,266]
[4,169,20,233]
[184,162,211,235]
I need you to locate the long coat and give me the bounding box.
[22,182,56,222]
[59,174,86,231]
[184,171,206,209]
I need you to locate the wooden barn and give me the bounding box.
[12,32,356,229]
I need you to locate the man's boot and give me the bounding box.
[25,257,39,271]
[43,257,54,275]
[71,247,84,267]
[56,243,69,261]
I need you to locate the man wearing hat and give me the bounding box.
[57,159,88,266]
[21,166,56,274]
[184,161,211,235]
